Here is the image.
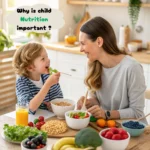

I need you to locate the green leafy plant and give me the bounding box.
[27,31,51,39]
[128,0,142,28]
[0,29,13,52]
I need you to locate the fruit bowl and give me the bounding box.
[21,135,47,150]
[65,110,90,130]
[51,98,75,119]
[99,128,130,150]
[122,120,146,137]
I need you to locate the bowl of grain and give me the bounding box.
[51,98,75,119]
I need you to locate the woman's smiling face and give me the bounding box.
[79,32,100,62]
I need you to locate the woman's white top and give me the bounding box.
[94,55,146,119]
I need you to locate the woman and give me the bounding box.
[77,17,146,120]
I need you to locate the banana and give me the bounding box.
[52,137,75,150]
[60,144,75,150]
[65,147,94,150]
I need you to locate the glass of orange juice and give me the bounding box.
[16,103,28,126]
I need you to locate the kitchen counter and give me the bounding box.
[45,42,150,64]
[1,114,150,150]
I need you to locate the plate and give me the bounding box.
[1,131,20,144]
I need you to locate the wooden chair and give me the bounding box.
[0,50,16,110]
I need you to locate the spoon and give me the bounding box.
[81,90,88,111]
[136,113,150,121]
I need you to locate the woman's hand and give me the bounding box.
[47,72,60,86]
[43,101,53,112]
[77,96,99,110]
[87,105,106,119]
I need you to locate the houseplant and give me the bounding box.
[27,31,51,42]
[0,29,13,51]
[128,0,142,28]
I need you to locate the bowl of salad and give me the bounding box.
[65,110,90,130]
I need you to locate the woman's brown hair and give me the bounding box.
[12,42,45,77]
[80,16,129,91]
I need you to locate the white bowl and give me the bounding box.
[51,98,75,119]
[99,128,130,150]
[128,42,138,52]
[21,140,47,150]
[65,110,90,130]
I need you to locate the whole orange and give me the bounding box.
[107,120,116,127]
[96,119,106,128]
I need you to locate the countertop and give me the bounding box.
[1,114,150,150]
[44,42,150,64]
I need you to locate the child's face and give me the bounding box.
[32,49,50,74]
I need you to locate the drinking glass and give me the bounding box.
[16,103,28,126]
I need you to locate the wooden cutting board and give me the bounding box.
[89,121,121,132]
[44,117,121,138]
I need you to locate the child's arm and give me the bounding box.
[29,72,61,111]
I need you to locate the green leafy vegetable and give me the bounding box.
[90,116,97,122]
[3,124,47,142]
[49,67,58,75]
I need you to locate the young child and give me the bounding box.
[12,42,63,114]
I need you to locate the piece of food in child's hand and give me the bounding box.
[49,67,58,75]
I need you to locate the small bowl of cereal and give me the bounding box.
[51,98,75,119]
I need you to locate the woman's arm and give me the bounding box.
[118,64,146,119]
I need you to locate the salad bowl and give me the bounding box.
[65,110,90,130]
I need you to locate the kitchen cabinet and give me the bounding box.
[67,0,150,7]
[47,48,87,101]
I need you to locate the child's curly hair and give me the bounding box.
[12,42,45,77]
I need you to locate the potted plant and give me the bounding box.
[0,29,13,51]
[128,0,142,28]
[27,31,51,42]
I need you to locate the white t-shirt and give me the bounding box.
[30,77,43,88]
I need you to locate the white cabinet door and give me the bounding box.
[56,51,87,101]
[46,49,57,68]
[68,77,86,102]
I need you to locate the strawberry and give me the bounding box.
[105,131,113,139]
[38,116,44,122]
[36,124,41,130]
[112,134,121,140]
[118,128,127,135]
[28,122,34,127]
[121,134,128,139]
[40,121,45,126]
[101,129,109,137]
[109,127,119,134]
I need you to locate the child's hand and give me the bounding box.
[43,101,53,112]
[47,72,60,86]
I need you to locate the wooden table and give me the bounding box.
[0,115,150,150]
